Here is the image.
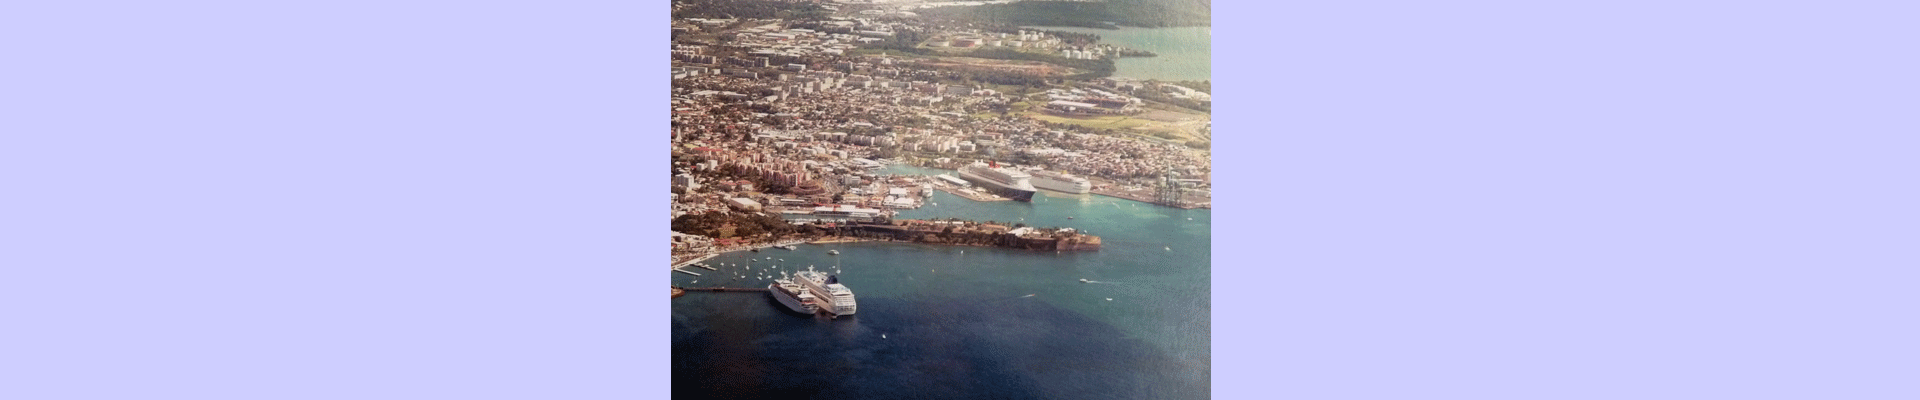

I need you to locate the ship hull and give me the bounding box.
[795,271,858,316]
[768,283,817,314]
[957,168,1037,202]
[1029,174,1091,194]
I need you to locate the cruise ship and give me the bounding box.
[1026,170,1091,194]
[767,273,819,314]
[956,161,1037,202]
[794,267,857,316]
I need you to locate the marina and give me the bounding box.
[675,286,769,293]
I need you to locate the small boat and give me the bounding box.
[1165,246,1171,251]
[1067,216,1074,219]
[1079,279,1090,283]
[1105,298,1113,301]
[882,334,887,339]
[828,250,840,255]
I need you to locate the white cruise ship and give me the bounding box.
[1026,170,1091,194]
[794,267,857,316]
[956,161,1036,201]
[768,273,819,314]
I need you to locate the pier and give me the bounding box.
[671,253,717,269]
[932,183,1011,202]
[674,286,768,293]
[672,269,702,276]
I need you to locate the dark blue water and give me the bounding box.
[672,165,1209,399]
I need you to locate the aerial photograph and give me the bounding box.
[668,0,1210,398]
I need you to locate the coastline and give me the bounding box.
[671,227,1098,269]
[901,165,1210,209]
[673,236,877,268]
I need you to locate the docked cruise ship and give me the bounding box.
[956,161,1037,202]
[767,273,819,315]
[793,267,857,316]
[1026,170,1091,194]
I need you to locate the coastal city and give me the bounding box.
[670,0,1211,264]
[670,0,1212,398]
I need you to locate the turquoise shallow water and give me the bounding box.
[1028,25,1211,82]
[672,165,1210,399]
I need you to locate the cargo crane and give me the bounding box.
[1153,168,1187,207]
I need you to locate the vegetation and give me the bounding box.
[671,211,798,239]
[1172,80,1211,94]
[1025,113,1152,130]
[817,223,1102,251]
[671,0,831,20]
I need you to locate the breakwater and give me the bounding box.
[817,220,1101,251]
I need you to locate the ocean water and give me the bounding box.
[671,166,1211,399]
[1027,25,1211,82]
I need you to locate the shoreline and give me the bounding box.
[889,165,1207,209]
[671,232,1090,268]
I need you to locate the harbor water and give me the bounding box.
[671,166,1210,399]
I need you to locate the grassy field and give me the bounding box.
[1023,112,1154,130]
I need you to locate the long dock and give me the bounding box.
[674,286,768,293]
[672,269,701,276]
[933,184,1011,202]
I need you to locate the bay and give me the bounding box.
[671,165,1210,399]
[1027,25,1211,82]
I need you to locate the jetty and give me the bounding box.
[672,269,702,276]
[932,184,1011,202]
[671,253,718,269]
[674,286,768,293]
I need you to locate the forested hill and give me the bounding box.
[920,0,1210,29]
